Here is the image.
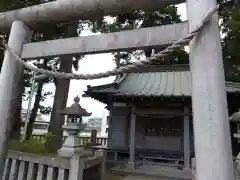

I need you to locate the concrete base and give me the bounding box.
[126,161,136,171]
[183,168,192,174]
[58,146,92,157]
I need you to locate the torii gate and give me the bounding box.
[0,0,235,180]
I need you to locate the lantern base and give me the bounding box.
[58,134,92,157]
[58,146,92,157]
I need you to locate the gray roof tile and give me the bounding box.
[86,69,240,97]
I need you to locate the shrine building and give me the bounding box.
[84,64,240,169]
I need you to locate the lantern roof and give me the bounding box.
[59,96,92,117]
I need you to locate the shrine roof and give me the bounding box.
[84,64,240,100]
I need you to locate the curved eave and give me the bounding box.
[84,91,112,104]
[84,67,240,103]
[84,90,192,103]
[84,90,240,105]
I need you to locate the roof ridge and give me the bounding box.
[85,70,240,100]
[109,64,191,86]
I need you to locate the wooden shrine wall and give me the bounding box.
[108,105,195,153]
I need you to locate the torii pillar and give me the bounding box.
[0,21,32,178]
[186,0,235,180]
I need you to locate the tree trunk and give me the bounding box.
[25,59,47,140]
[25,81,44,140]
[46,55,72,153]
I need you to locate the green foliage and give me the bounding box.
[82,139,91,149]
[44,132,56,141]
[10,133,57,154]
[2,1,239,152]
[0,0,44,11]
[88,5,188,67]
[9,139,49,154]
[218,1,240,82]
[0,1,88,141]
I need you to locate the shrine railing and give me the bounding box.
[30,135,108,146]
[3,150,105,180]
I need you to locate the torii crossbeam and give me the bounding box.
[0,0,184,30]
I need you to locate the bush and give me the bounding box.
[9,139,46,154]
[9,137,52,155]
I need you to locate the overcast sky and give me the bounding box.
[22,3,187,121]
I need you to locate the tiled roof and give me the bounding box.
[85,65,240,97]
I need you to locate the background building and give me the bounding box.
[100,108,110,137]
[81,117,102,136]
[21,109,108,137]
[21,109,50,135]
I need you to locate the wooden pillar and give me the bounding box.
[107,103,113,147]
[128,105,136,170]
[0,21,32,178]
[183,107,190,169]
[95,149,106,180]
[186,0,235,180]
[91,129,97,146]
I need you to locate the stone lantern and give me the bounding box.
[58,96,92,157]
[231,109,240,124]
[230,109,240,139]
[230,109,240,176]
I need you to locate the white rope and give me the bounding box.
[0,7,218,80]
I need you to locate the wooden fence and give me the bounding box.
[30,135,108,146]
[3,150,105,180]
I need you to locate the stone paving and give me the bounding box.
[123,175,168,180]
[111,164,192,180]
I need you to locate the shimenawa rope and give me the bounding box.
[0,7,217,80]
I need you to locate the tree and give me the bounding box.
[2,0,238,150]
[25,59,49,140]
[0,0,84,142]
[45,20,85,152]
[24,21,84,147]
[46,56,73,152]
[0,0,55,140]
[33,5,187,152]
[218,0,240,82]
[89,5,188,66]
[44,5,188,152]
